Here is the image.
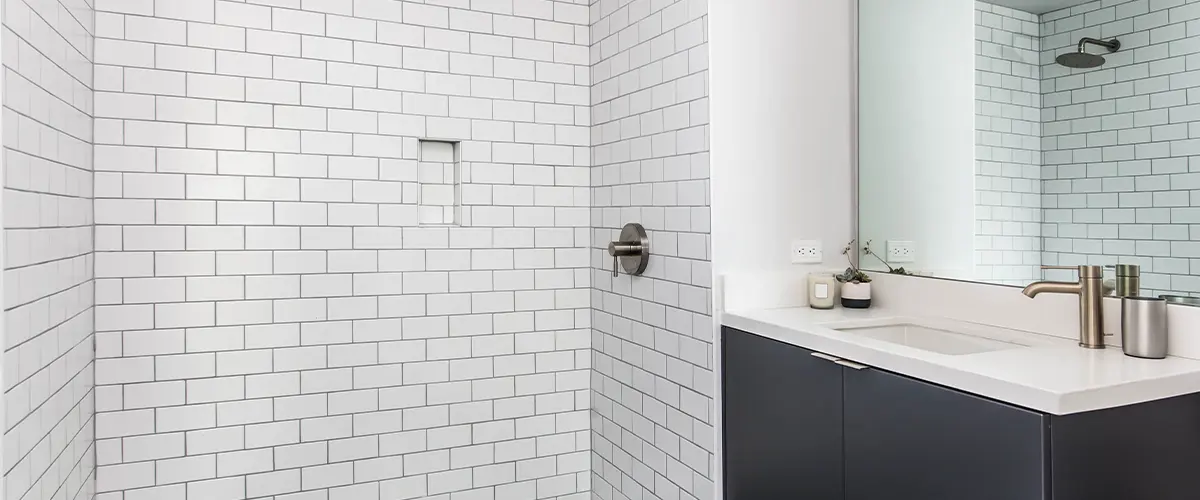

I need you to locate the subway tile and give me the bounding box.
[85,1,707,499]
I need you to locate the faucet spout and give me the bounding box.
[1022,265,1106,349]
[1022,281,1083,298]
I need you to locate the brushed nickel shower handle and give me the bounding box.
[608,243,642,255]
[607,223,650,278]
[608,242,643,277]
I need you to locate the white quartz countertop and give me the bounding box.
[723,307,1200,415]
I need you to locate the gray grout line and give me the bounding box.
[65,3,710,500]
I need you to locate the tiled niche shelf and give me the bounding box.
[418,139,461,226]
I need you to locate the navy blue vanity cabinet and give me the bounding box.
[722,326,845,500]
[843,365,1049,500]
[723,325,1200,500]
[1049,393,1200,500]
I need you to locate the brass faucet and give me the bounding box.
[1022,265,1106,349]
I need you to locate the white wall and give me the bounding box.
[711,0,855,311]
[710,3,857,500]
[858,0,976,280]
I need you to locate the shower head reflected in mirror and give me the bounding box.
[1056,37,1121,69]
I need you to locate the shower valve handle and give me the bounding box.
[607,223,650,278]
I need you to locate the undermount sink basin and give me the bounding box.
[832,323,1028,355]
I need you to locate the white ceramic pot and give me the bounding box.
[841,281,872,309]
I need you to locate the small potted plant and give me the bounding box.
[838,240,873,309]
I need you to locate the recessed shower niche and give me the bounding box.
[417,139,461,226]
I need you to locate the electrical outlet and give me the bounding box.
[887,240,915,263]
[791,240,823,264]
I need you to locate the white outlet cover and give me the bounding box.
[791,240,823,264]
[887,240,915,263]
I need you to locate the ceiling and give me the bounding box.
[982,0,1096,15]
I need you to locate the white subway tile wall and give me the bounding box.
[973,0,1200,295]
[2,0,97,498]
[589,0,712,500]
[1040,0,1200,296]
[91,0,594,499]
[976,2,1044,286]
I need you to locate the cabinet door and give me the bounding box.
[721,327,844,500]
[844,366,1049,500]
[1051,391,1200,500]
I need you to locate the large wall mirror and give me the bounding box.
[859,0,1200,297]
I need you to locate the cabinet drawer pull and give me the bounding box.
[810,352,840,363]
[834,359,870,370]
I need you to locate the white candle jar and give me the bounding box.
[807,273,837,310]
